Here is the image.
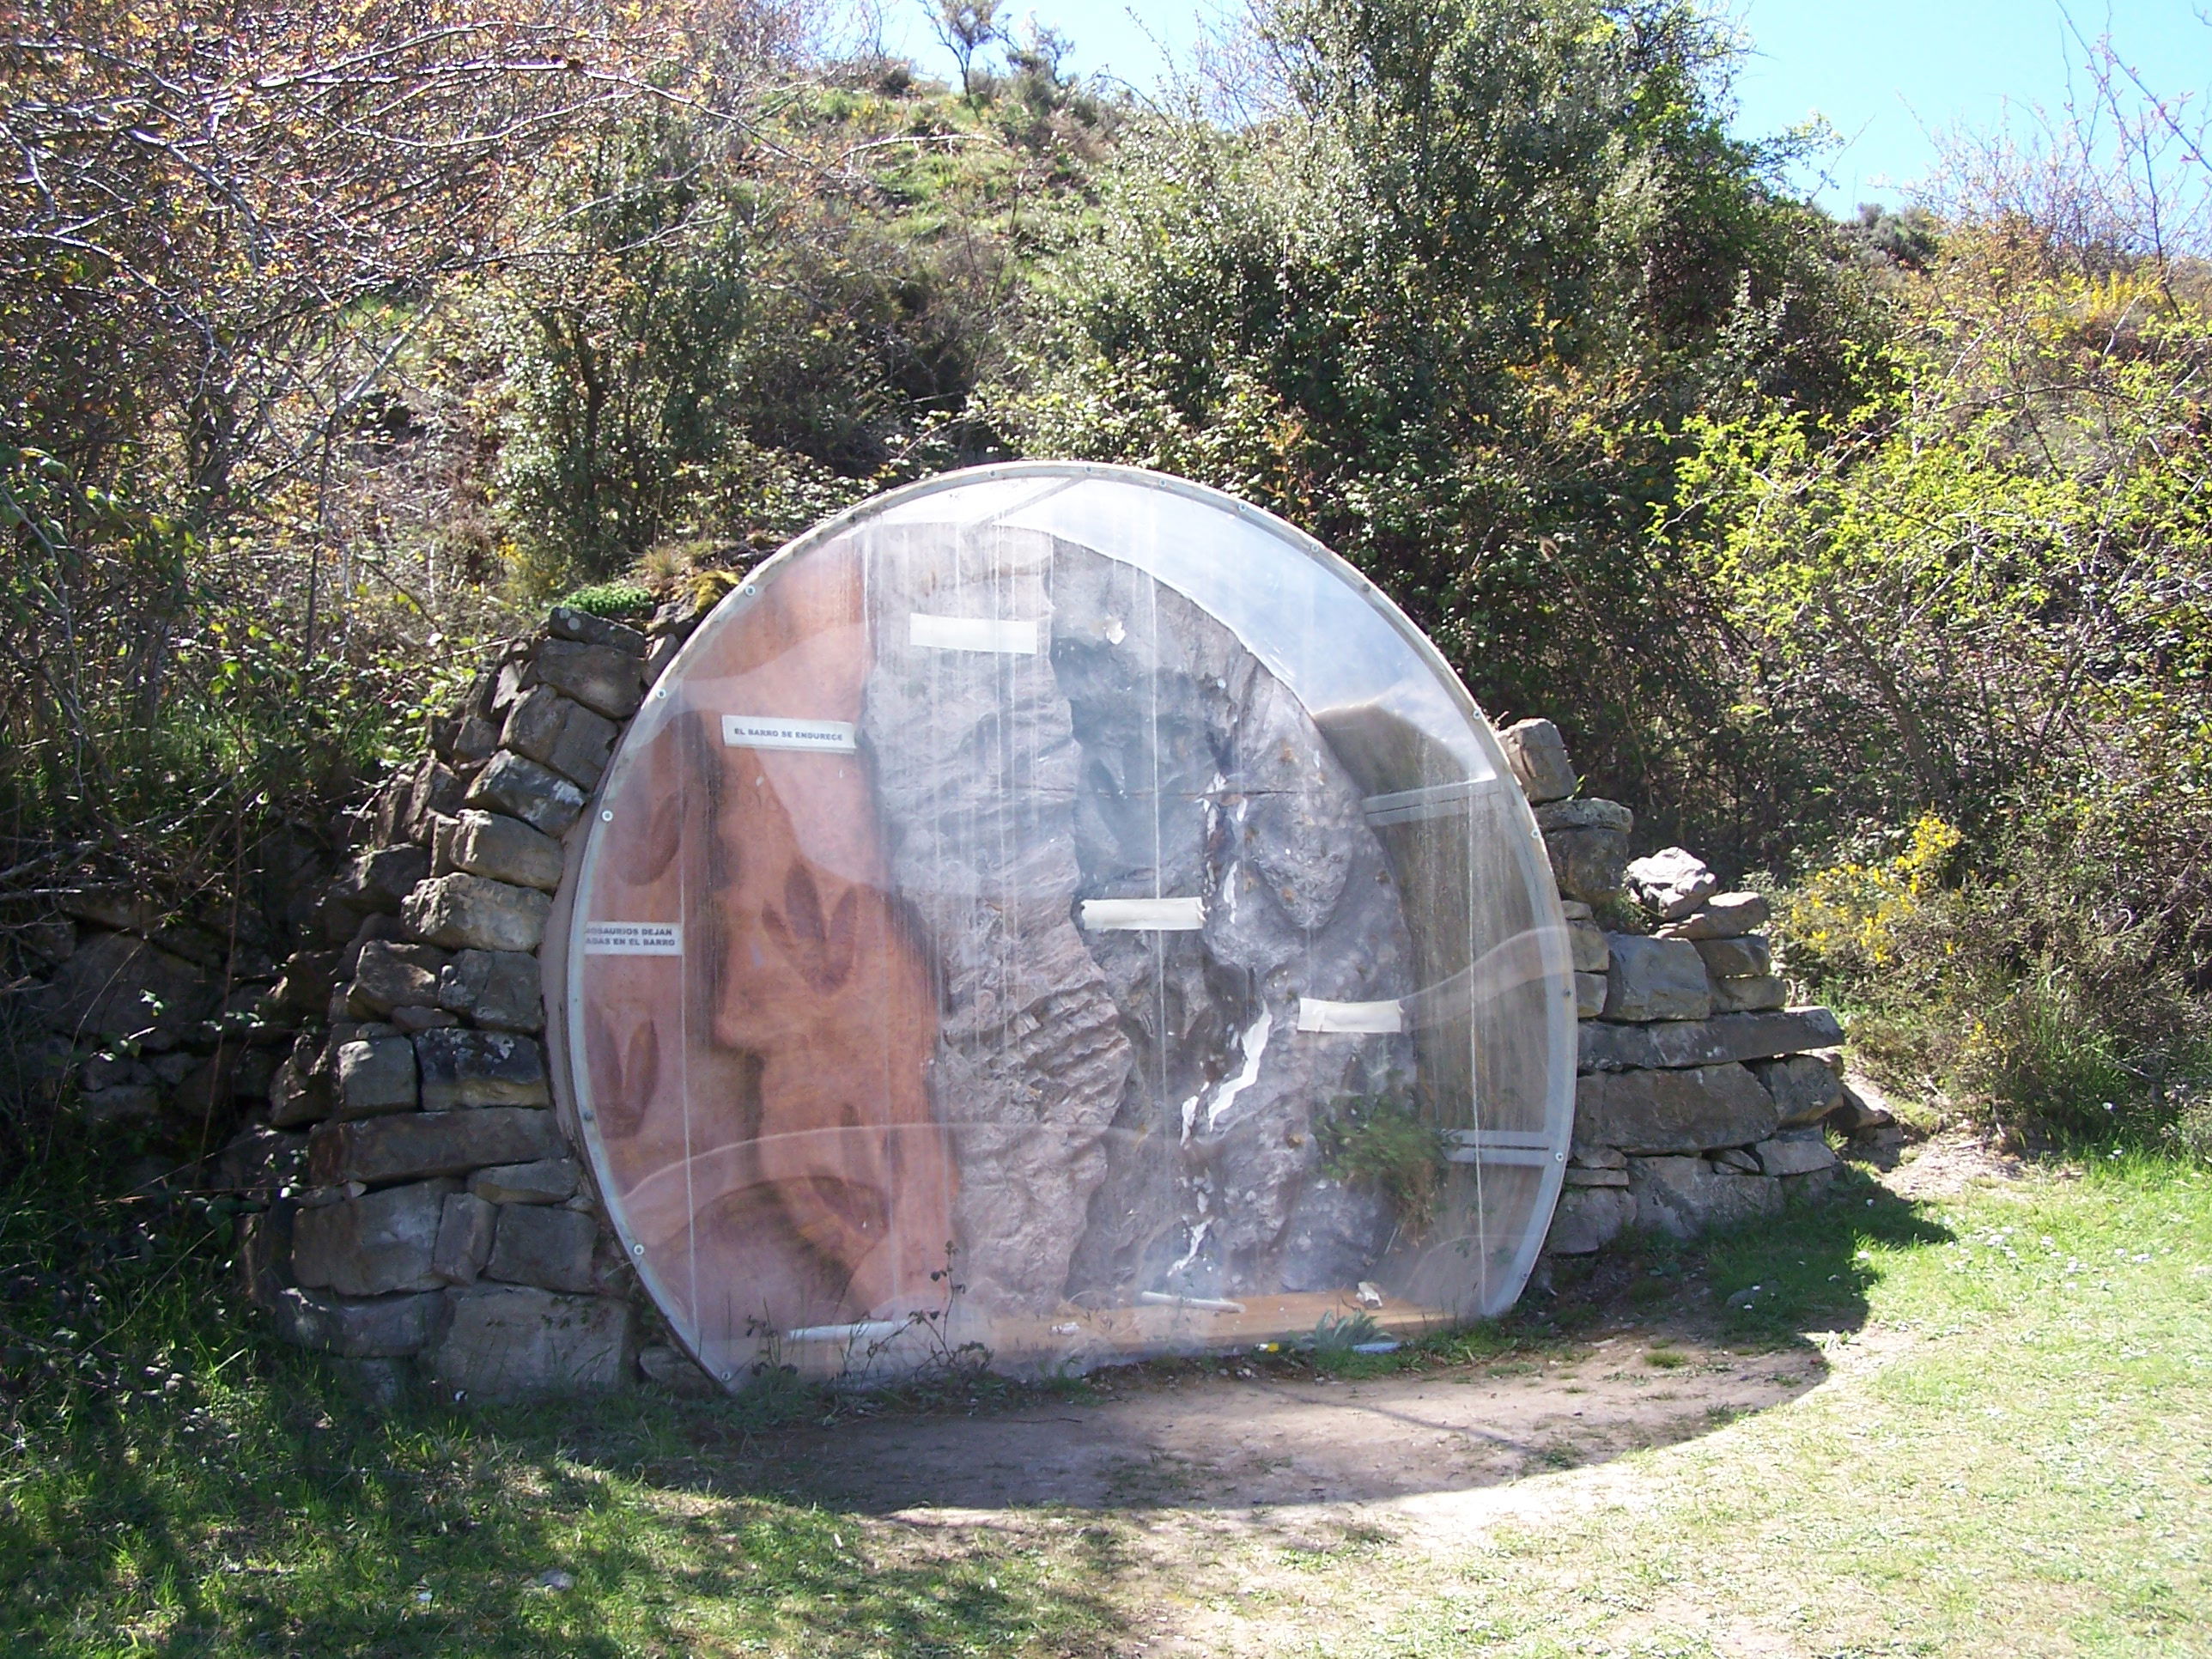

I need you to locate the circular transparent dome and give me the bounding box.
[547,463,1574,1387]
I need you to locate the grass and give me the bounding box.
[3,1145,2208,1655]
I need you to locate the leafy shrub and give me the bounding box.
[556,580,655,619]
[1316,1087,1448,1236]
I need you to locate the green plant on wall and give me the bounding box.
[1315,1082,1449,1237]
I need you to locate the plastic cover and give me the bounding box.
[547,463,1574,1388]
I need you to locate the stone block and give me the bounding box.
[432,1191,496,1285]
[391,1005,459,1033]
[415,1028,549,1110]
[1749,1053,1844,1127]
[1547,827,1631,907]
[331,844,430,914]
[1712,974,1788,1012]
[1579,1006,1847,1073]
[453,713,501,765]
[1497,717,1578,804]
[1600,935,1711,1022]
[1833,1073,1899,1133]
[1751,1131,1839,1178]
[1562,1164,1629,1187]
[1711,1146,1762,1173]
[1573,1063,1779,1156]
[469,1158,579,1205]
[402,872,550,954]
[534,638,643,721]
[1568,920,1609,974]
[403,760,466,843]
[1656,891,1771,940]
[465,750,585,837]
[1628,1156,1783,1239]
[266,948,342,1018]
[76,1082,161,1125]
[46,930,219,1042]
[347,939,449,1018]
[335,1035,418,1118]
[437,808,565,894]
[1534,798,1634,836]
[501,686,618,791]
[1544,1186,1635,1254]
[309,1107,566,1186]
[428,1285,633,1398]
[212,1124,309,1196]
[638,1343,720,1397]
[438,948,544,1032]
[548,605,648,655]
[1624,847,1719,921]
[485,1204,599,1293]
[290,1178,455,1296]
[268,1042,331,1129]
[1574,972,1606,1019]
[268,1285,447,1358]
[1695,935,1772,980]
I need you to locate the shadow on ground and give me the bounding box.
[695,1167,1952,1516]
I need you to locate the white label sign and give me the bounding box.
[584,921,684,957]
[1297,996,1405,1035]
[721,714,857,753]
[910,612,1041,655]
[1079,896,1206,932]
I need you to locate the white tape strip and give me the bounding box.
[583,921,684,957]
[910,612,1040,655]
[1079,896,1206,932]
[1297,996,1405,1034]
[721,714,856,753]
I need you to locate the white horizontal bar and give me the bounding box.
[1080,896,1206,931]
[909,612,1040,655]
[721,714,856,753]
[1448,1129,1553,1151]
[1297,996,1405,1035]
[1363,779,1491,824]
[785,1320,904,1343]
[1445,1146,1558,1167]
[1138,1291,1247,1314]
[583,922,683,957]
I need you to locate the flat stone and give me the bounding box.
[534,638,644,720]
[1545,1186,1635,1254]
[465,750,585,837]
[437,808,566,893]
[468,1158,579,1205]
[1628,1155,1783,1238]
[390,1005,459,1033]
[1559,900,1594,921]
[414,1028,548,1109]
[268,1285,447,1358]
[437,948,544,1032]
[1580,1006,1847,1073]
[335,1035,418,1118]
[1711,1146,1762,1173]
[1568,920,1609,973]
[1496,717,1578,804]
[290,1178,455,1296]
[1562,1164,1630,1187]
[484,1200,599,1292]
[76,1082,161,1125]
[1624,847,1718,921]
[1573,1062,1779,1155]
[1834,1073,1899,1133]
[547,605,648,655]
[330,844,430,914]
[347,939,449,1018]
[402,872,550,953]
[1695,935,1772,979]
[309,1107,566,1186]
[432,1191,495,1285]
[1752,1131,1840,1177]
[1750,1053,1845,1126]
[1712,974,1788,1012]
[1571,1145,1626,1169]
[1575,972,1606,1019]
[1601,935,1712,1022]
[1656,891,1771,940]
[428,1285,632,1397]
[1534,798,1634,835]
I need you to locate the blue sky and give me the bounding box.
[867,1,2210,212]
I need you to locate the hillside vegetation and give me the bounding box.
[3,0,2209,1158]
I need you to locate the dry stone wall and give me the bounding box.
[1493,719,1891,1258]
[7,597,1892,1401]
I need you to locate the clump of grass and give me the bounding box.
[1316,1085,1448,1236]
[555,579,654,617]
